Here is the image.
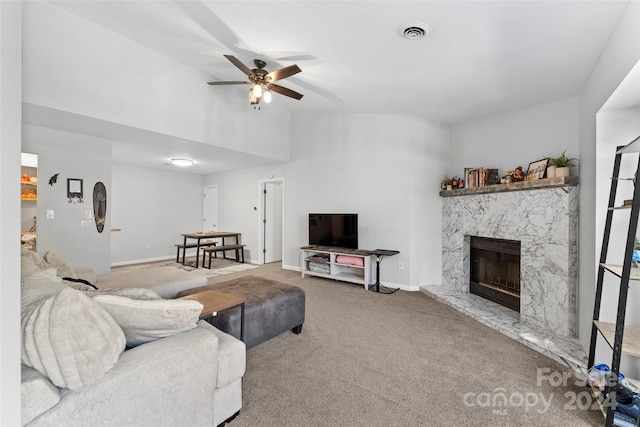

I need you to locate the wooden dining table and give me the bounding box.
[180,231,242,268]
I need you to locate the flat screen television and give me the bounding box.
[308,213,358,249]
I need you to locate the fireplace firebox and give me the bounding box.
[469,236,521,312]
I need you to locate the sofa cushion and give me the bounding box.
[21,285,126,390]
[93,295,203,347]
[43,250,77,279]
[20,246,49,279]
[73,284,162,301]
[21,268,66,307]
[21,365,60,425]
[96,266,207,298]
[198,321,246,388]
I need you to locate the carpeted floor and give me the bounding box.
[207,263,603,427]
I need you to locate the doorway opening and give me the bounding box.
[203,185,218,233]
[258,178,284,265]
[21,152,38,251]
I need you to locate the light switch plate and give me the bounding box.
[46,210,54,219]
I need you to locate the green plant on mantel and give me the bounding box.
[550,149,577,167]
[441,176,453,189]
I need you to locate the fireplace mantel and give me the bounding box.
[439,176,578,197]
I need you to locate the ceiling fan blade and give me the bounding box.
[223,54,254,78]
[269,84,304,100]
[267,64,302,82]
[207,81,252,86]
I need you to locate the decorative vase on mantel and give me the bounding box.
[547,165,557,178]
[556,167,570,177]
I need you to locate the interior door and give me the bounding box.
[203,186,218,232]
[263,180,283,263]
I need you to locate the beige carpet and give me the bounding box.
[208,263,602,427]
[112,257,257,280]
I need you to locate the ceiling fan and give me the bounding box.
[207,55,304,106]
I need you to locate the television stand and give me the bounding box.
[300,247,374,289]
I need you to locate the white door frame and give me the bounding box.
[258,177,285,265]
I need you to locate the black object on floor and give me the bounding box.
[364,249,400,294]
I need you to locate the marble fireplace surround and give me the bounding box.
[424,178,580,366]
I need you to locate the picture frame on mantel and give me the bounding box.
[526,158,549,180]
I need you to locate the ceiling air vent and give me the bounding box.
[399,21,432,40]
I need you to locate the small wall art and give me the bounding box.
[526,158,549,180]
[67,178,84,203]
[93,182,107,233]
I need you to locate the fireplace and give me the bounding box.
[470,236,521,312]
[440,185,578,337]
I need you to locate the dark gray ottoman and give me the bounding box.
[176,275,305,349]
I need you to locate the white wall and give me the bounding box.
[0,1,21,424]
[449,97,580,178]
[205,112,450,289]
[22,124,112,275]
[110,164,205,265]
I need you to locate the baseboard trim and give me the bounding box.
[111,255,175,267]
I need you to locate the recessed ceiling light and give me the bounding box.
[398,21,432,40]
[170,158,194,167]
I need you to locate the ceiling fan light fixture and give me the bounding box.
[170,158,194,167]
[209,55,304,106]
[399,21,432,40]
[253,83,263,98]
[249,87,260,104]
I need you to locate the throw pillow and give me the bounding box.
[21,268,67,308]
[92,295,203,347]
[21,246,49,279]
[43,250,77,279]
[21,287,126,390]
[77,285,162,301]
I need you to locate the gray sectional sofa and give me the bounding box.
[23,321,245,427]
[20,248,245,426]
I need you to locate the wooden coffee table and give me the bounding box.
[179,290,245,342]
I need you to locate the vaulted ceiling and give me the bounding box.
[25,1,631,173]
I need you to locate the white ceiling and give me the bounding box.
[31,0,632,173]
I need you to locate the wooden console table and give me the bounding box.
[179,289,245,342]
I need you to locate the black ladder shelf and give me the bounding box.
[588,136,640,427]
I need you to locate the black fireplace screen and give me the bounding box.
[470,236,521,312]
